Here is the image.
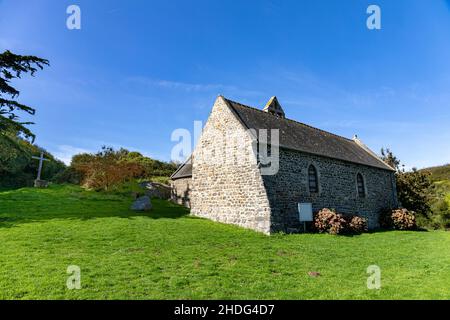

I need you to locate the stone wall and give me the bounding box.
[190,97,272,234]
[262,148,398,232]
[171,177,192,208]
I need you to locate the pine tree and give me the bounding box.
[0,50,49,142]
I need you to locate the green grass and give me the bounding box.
[0,185,449,300]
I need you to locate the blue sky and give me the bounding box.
[1,0,449,168]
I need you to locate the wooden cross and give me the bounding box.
[32,151,50,181]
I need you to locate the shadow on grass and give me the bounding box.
[272,226,429,237]
[366,227,428,234]
[0,186,191,229]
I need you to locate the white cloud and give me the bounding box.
[124,76,264,97]
[52,145,91,165]
[125,77,229,92]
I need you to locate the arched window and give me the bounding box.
[357,173,365,198]
[308,165,319,193]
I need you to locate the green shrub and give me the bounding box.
[109,180,146,197]
[428,198,450,230]
[53,167,82,184]
[379,208,392,229]
[0,133,65,188]
[148,176,171,185]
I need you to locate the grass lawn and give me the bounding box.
[0,185,449,300]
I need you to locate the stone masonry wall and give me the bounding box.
[190,97,272,234]
[171,177,192,208]
[262,148,398,232]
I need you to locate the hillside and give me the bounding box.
[419,164,450,229]
[421,164,450,205]
[0,133,65,189]
[421,164,450,182]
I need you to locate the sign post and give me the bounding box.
[298,203,313,233]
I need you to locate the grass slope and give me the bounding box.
[0,185,449,300]
[422,164,450,205]
[434,180,450,204]
[422,164,450,182]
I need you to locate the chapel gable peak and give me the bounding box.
[262,96,285,118]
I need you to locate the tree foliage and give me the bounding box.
[0,50,49,141]
[380,148,401,171]
[396,168,433,217]
[421,164,450,229]
[71,147,141,191]
[380,148,433,218]
[0,131,65,188]
[69,147,177,191]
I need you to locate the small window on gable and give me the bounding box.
[357,173,365,198]
[308,165,319,193]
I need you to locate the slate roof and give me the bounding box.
[170,157,192,180]
[224,98,394,171]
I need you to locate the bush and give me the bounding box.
[109,180,146,197]
[392,209,417,230]
[71,147,143,191]
[428,198,450,230]
[314,208,347,235]
[53,167,82,184]
[380,208,416,230]
[379,208,392,229]
[0,133,65,188]
[348,215,368,234]
[314,209,368,235]
[67,147,177,191]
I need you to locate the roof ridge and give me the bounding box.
[352,137,395,171]
[223,97,354,143]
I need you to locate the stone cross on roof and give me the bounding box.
[263,96,285,118]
